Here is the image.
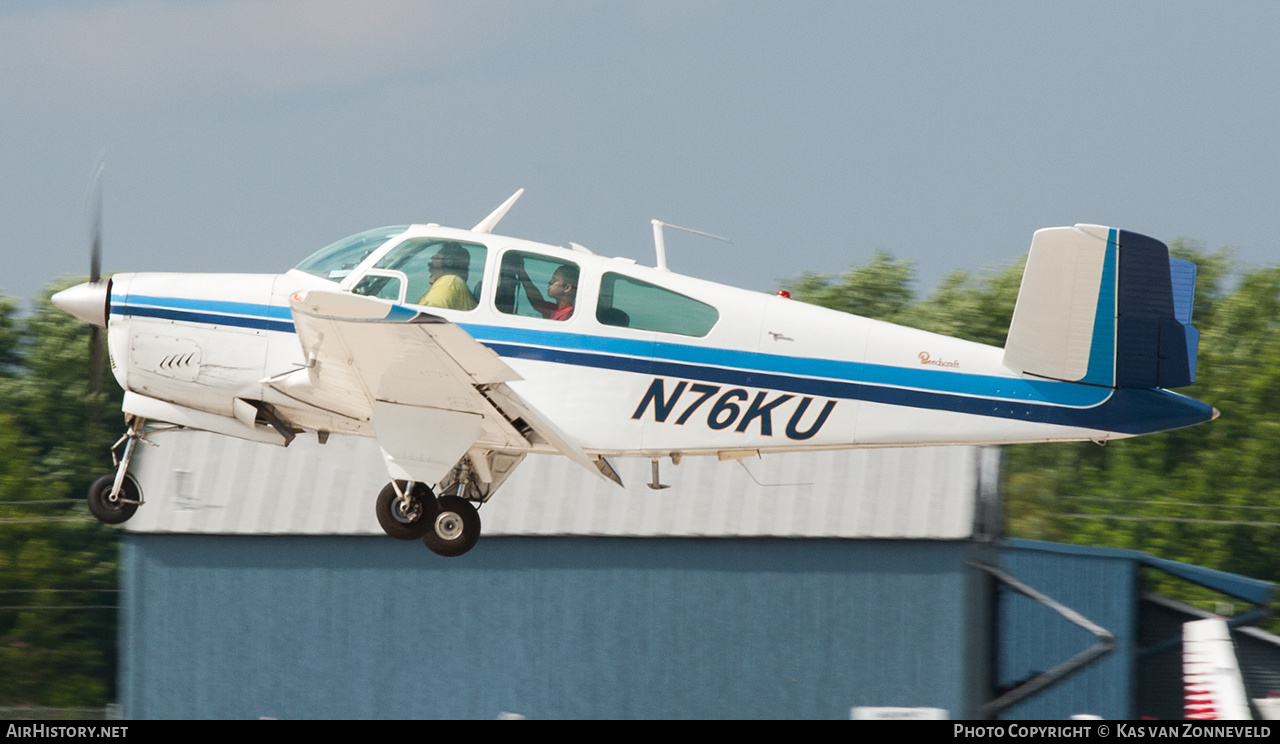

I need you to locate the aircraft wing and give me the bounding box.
[280,289,612,486]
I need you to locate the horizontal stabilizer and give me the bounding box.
[1003,225,1200,389]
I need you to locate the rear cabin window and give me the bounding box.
[596,272,719,337]
[351,238,487,311]
[495,251,580,322]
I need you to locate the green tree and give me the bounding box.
[0,296,20,377]
[782,243,1280,621]
[782,251,916,324]
[903,259,1025,347]
[0,280,123,708]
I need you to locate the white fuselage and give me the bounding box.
[103,224,1212,460]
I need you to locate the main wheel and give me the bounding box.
[87,473,141,525]
[376,481,437,540]
[423,495,481,557]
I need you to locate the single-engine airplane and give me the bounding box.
[52,189,1216,555]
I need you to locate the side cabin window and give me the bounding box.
[351,238,487,311]
[495,251,580,322]
[596,272,719,337]
[295,226,408,282]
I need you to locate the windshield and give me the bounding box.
[294,226,408,282]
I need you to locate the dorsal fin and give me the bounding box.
[472,189,524,233]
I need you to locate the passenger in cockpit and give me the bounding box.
[515,262,577,321]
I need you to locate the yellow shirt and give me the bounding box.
[419,274,477,311]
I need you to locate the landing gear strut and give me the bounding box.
[87,416,148,525]
[420,457,484,557]
[373,479,482,556]
[375,456,491,556]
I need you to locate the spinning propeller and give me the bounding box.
[51,159,112,395]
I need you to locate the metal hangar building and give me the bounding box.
[116,430,1276,719]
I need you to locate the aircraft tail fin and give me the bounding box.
[1002,224,1199,389]
[1184,617,1252,720]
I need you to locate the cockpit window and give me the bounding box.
[358,238,487,311]
[295,226,408,281]
[597,272,719,337]
[495,251,580,322]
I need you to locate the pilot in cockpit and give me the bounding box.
[419,242,478,311]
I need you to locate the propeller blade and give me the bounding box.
[87,155,106,395]
[88,158,104,284]
[89,326,104,396]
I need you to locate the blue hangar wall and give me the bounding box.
[995,539,1278,721]
[119,535,993,720]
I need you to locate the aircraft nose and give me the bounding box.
[51,280,110,327]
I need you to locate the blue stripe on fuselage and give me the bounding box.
[480,340,1212,433]
[459,323,1109,408]
[108,294,1214,434]
[122,294,294,320]
[113,302,296,333]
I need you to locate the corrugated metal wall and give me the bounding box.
[120,535,992,719]
[997,541,1140,720]
[1137,594,1190,720]
[126,430,996,539]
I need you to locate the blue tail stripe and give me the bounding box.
[1169,258,1197,325]
[1082,230,1118,386]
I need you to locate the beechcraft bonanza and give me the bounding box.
[52,188,1217,556]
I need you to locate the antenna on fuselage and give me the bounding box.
[473,188,524,233]
[650,219,730,272]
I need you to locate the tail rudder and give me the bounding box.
[1184,617,1251,720]
[1003,224,1199,389]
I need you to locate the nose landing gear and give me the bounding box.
[86,416,149,525]
[87,473,141,524]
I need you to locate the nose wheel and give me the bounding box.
[422,495,481,557]
[87,473,141,524]
[86,416,149,525]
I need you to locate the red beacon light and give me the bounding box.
[776,290,791,299]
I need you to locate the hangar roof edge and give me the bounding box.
[1004,538,1275,606]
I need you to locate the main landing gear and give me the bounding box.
[374,476,482,557]
[423,495,481,558]
[375,481,437,540]
[87,416,149,525]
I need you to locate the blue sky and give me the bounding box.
[3,1,1278,305]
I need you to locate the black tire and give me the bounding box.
[375,481,436,540]
[422,495,481,557]
[87,473,140,525]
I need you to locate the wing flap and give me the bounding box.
[483,382,619,485]
[278,290,614,485]
[279,291,530,483]
[373,401,483,483]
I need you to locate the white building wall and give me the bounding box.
[127,429,996,539]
